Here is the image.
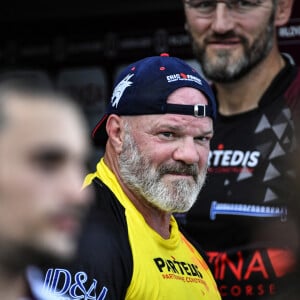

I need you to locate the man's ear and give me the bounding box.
[275,0,294,27]
[106,114,124,153]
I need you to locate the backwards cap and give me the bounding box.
[92,53,216,146]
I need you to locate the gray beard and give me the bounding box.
[191,15,275,83]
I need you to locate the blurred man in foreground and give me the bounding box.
[0,78,92,299]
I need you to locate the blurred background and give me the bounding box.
[0,0,299,137]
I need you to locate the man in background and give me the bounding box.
[0,78,92,299]
[179,0,300,299]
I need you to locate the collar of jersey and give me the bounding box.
[83,158,143,214]
[82,157,181,245]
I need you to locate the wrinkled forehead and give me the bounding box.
[125,111,213,136]
[167,86,209,106]
[156,111,213,130]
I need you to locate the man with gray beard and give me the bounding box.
[178,0,300,299]
[42,54,222,300]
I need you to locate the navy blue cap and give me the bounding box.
[92,53,216,146]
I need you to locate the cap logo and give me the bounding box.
[111,73,134,108]
[166,73,202,85]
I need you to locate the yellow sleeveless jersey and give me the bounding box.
[43,158,221,299]
[83,158,221,300]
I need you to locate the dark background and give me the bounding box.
[0,0,299,134]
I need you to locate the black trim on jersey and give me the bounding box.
[67,178,133,300]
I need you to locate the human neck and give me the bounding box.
[214,50,286,116]
[120,179,172,239]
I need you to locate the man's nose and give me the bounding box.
[211,3,235,34]
[173,138,201,165]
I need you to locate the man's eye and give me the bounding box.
[195,136,211,143]
[231,0,259,8]
[200,1,215,8]
[190,0,215,8]
[30,149,66,172]
[160,132,174,138]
